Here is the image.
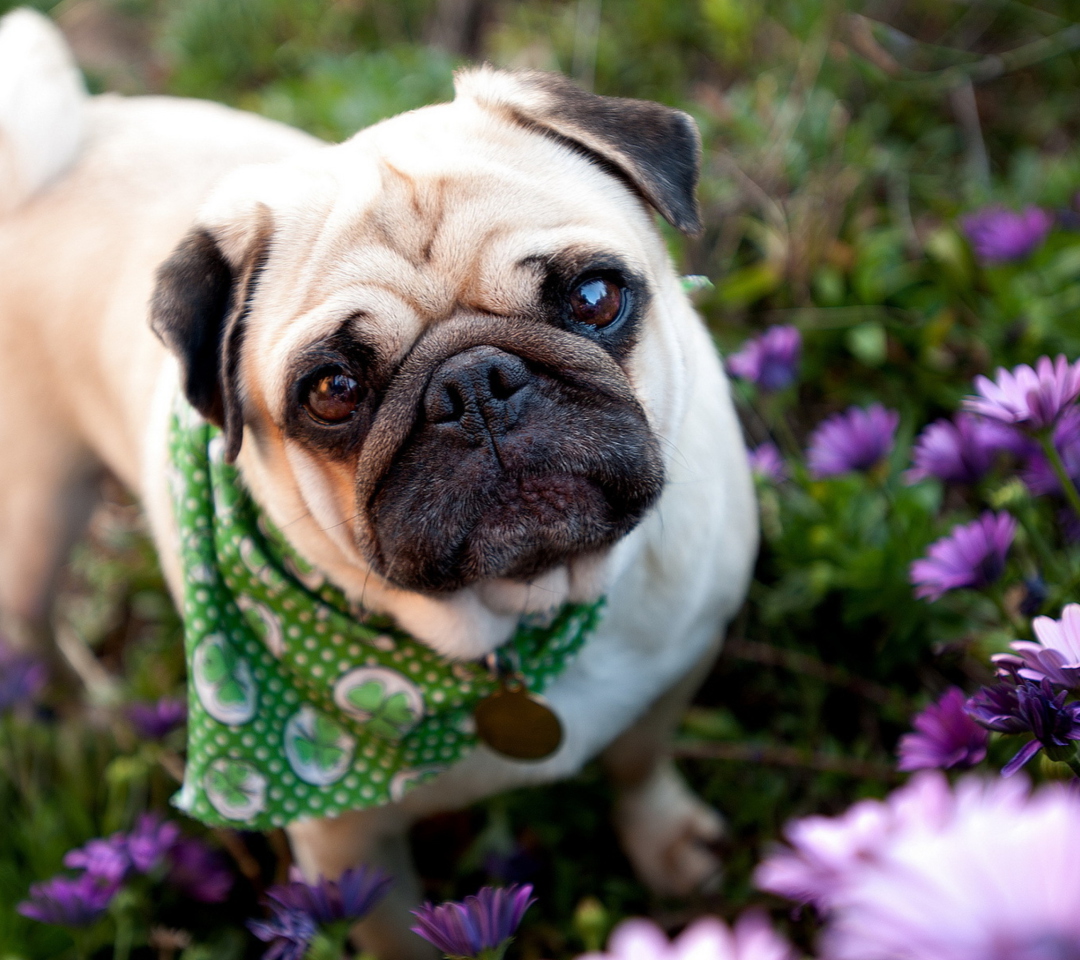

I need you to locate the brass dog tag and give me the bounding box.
[474,675,563,761]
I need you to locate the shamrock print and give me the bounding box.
[334,667,424,740]
[192,634,257,725]
[283,706,355,785]
[203,758,267,820]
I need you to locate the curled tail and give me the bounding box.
[0,8,86,217]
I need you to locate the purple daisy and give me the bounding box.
[411,884,535,960]
[807,404,900,478]
[963,355,1080,431]
[248,908,318,960]
[966,675,1080,776]
[748,442,787,483]
[127,697,187,740]
[0,640,47,713]
[63,835,131,887]
[909,511,1016,601]
[897,688,988,772]
[18,873,116,927]
[266,865,392,926]
[166,837,234,903]
[126,814,182,874]
[905,413,1025,485]
[1000,603,1080,690]
[960,205,1053,263]
[727,326,802,391]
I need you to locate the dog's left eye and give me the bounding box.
[304,370,362,424]
[569,277,624,328]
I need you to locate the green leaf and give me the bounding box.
[346,681,385,713]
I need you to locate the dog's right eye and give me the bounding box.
[304,370,362,424]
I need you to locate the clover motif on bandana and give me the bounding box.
[283,706,355,785]
[192,634,257,725]
[204,757,267,821]
[334,667,424,740]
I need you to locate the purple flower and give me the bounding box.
[411,884,535,959]
[266,865,392,926]
[1003,604,1080,689]
[909,511,1016,601]
[754,772,953,910]
[905,413,1024,485]
[727,326,802,391]
[63,836,131,886]
[966,676,1080,776]
[127,697,187,740]
[577,913,795,960]
[960,205,1053,262]
[166,837,233,903]
[748,442,787,482]
[817,774,1080,960]
[248,908,318,960]
[0,640,47,713]
[897,688,988,772]
[18,873,116,927]
[126,814,181,874]
[1022,406,1080,494]
[963,355,1080,431]
[807,404,899,478]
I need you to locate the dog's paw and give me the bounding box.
[613,764,725,897]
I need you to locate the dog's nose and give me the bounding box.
[424,346,531,435]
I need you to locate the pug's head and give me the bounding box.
[150,68,704,650]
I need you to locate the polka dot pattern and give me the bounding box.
[169,403,604,830]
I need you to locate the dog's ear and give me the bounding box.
[149,207,273,462]
[456,68,702,235]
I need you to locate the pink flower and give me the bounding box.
[754,773,953,910]
[818,775,1080,960]
[963,355,1080,431]
[577,914,794,960]
[1002,603,1080,689]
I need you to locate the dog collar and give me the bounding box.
[167,402,603,830]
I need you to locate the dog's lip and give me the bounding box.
[367,470,612,588]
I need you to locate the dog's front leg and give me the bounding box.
[287,804,437,960]
[601,639,725,897]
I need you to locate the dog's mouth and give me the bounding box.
[358,339,665,594]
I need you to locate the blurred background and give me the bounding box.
[3,0,1080,957]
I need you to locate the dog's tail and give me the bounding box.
[0,7,86,218]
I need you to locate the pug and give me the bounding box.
[0,8,757,956]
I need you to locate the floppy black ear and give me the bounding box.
[149,210,272,462]
[456,68,702,235]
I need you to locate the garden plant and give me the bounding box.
[3,0,1080,957]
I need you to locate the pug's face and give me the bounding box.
[151,69,702,601]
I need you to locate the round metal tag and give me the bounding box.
[474,687,563,761]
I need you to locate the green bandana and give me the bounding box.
[167,403,603,830]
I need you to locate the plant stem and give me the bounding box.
[1041,434,1080,521]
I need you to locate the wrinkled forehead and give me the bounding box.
[244,100,666,418]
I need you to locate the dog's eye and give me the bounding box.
[569,277,623,327]
[304,370,362,424]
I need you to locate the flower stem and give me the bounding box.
[1040,434,1080,521]
[70,931,89,960]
